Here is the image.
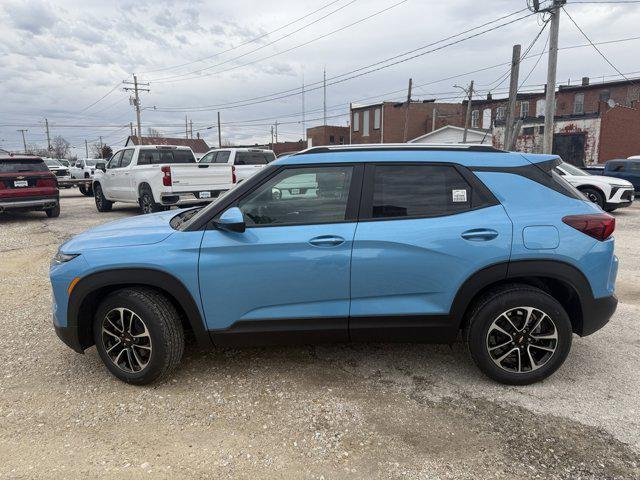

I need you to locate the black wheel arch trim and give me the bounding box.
[451,259,612,336]
[67,268,212,351]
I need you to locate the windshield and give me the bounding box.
[44,158,61,166]
[558,162,588,176]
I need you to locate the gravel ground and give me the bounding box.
[0,189,638,479]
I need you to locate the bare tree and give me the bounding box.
[51,136,70,159]
[147,128,162,137]
[25,144,49,156]
[90,143,113,159]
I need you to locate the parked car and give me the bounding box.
[51,144,618,385]
[43,158,71,184]
[595,159,640,193]
[70,158,100,179]
[198,148,275,183]
[555,161,634,211]
[1,155,60,217]
[92,145,233,214]
[58,159,71,168]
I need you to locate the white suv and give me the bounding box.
[198,148,275,183]
[555,161,634,212]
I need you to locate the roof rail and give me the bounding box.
[295,143,506,155]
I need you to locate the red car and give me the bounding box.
[0,154,60,217]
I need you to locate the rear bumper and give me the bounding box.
[578,294,618,336]
[160,190,228,206]
[0,197,58,211]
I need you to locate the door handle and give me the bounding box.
[308,235,345,247]
[461,229,499,241]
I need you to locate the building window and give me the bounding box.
[538,125,545,134]
[574,93,585,114]
[520,101,529,118]
[373,108,381,130]
[599,90,610,102]
[339,136,345,144]
[536,99,546,117]
[522,127,535,135]
[471,110,479,128]
[363,110,370,137]
[496,106,506,121]
[353,112,360,132]
[482,109,492,129]
[329,135,335,144]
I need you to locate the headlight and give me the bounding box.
[51,251,80,266]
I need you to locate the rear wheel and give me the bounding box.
[464,284,572,385]
[94,184,113,212]
[45,203,60,218]
[581,187,605,209]
[139,185,164,214]
[93,288,184,384]
[79,184,93,196]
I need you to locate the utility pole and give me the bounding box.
[185,116,189,139]
[190,120,193,139]
[123,74,150,144]
[504,44,522,150]
[129,122,134,137]
[460,80,474,144]
[270,125,274,150]
[17,129,28,153]
[301,76,306,142]
[274,121,278,144]
[542,0,565,153]
[45,118,52,152]
[432,108,437,132]
[323,66,327,143]
[403,78,413,143]
[85,139,89,158]
[99,136,103,151]
[217,111,222,148]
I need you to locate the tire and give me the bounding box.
[139,185,164,214]
[94,184,113,212]
[604,206,617,213]
[79,184,94,197]
[93,288,185,385]
[581,187,605,209]
[45,203,60,218]
[463,284,572,385]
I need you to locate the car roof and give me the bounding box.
[273,144,557,168]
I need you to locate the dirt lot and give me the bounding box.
[1,189,639,479]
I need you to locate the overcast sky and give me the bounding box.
[1,0,639,157]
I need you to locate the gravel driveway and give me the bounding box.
[1,189,638,479]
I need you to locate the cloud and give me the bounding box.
[2,0,59,34]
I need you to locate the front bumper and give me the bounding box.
[54,321,84,353]
[579,294,618,336]
[0,197,58,211]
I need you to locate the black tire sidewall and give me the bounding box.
[583,188,604,208]
[467,288,573,385]
[93,291,174,384]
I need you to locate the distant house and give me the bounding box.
[409,125,491,145]
[124,136,211,159]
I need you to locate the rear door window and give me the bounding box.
[235,151,274,165]
[368,165,473,219]
[0,159,49,173]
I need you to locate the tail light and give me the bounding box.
[161,166,172,186]
[562,213,615,241]
[36,178,58,188]
[232,165,237,184]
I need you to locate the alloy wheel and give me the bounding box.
[101,307,152,373]
[486,306,558,373]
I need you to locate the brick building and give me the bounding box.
[482,77,640,164]
[306,125,349,147]
[350,100,464,144]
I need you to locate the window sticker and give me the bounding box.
[452,189,468,203]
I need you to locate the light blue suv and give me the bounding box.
[50,145,618,385]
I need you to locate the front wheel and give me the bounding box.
[79,184,94,197]
[464,284,572,385]
[94,184,113,212]
[581,187,605,209]
[93,288,185,385]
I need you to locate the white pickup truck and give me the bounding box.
[70,158,100,179]
[92,145,234,214]
[198,148,275,183]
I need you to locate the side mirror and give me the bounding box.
[96,161,106,172]
[215,207,245,233]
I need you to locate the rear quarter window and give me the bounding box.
[235,151,275,165]
[138,149,196,165]
[0,159,49,173]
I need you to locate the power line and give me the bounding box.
[562,7,639,86]
[140,0,345,75]
[150,0,365,82]
[154,9,535,111]
[76,83,122,114]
